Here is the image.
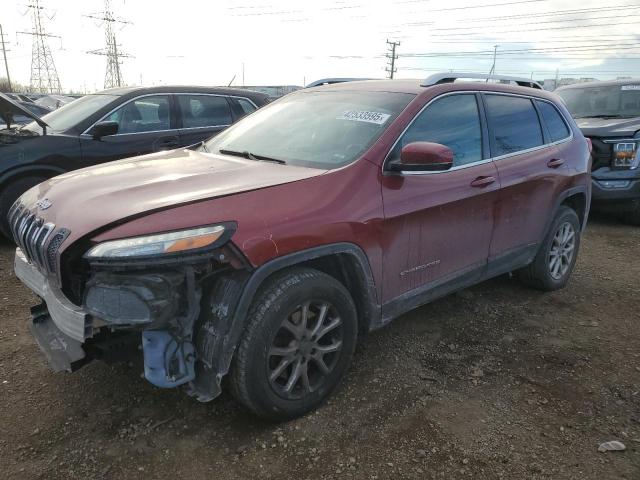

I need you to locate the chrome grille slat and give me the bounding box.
[9,204,59,274]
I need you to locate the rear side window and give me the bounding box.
[178,95,232,128]
[485,95,543,156]
[535,100,570,142]
[237,98,257,115]
[229,97,258,120]
[390,94,482,167]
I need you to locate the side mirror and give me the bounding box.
[394,142,454,172]
[91,121,119,140]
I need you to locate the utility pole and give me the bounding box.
[86,0,132,89]
[17,0,62,94]
[385,39,400,79]
[0,24,11,92]
[488,45,498,77]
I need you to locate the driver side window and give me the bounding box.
[104,95,171,134]
[389,94,483,168]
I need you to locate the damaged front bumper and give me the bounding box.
[14,245,252,402]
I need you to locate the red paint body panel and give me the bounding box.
[19,149,327,251]
[380,162,500,301]
[95,159,387,300]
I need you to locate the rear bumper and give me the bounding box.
[14,248,90,342]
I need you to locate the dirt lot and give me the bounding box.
[1,214,639,480]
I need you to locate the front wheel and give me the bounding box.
[517,205,581,291]
[230,268,358,420]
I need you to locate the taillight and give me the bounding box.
[585,137,592,153]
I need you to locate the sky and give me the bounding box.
[1,0,640,92]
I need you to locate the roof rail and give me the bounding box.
[305,78,376,88]
[421,72,543,90]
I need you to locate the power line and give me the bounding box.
[17,0,62,94]
[420,13,640,32]
[404,3,640,26]
[427,18,640,36]
[403,0,547,12]
[401,44,640,58]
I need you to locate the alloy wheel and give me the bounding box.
[268,300,343,400]
[548,221,576,280]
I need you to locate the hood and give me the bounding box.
[18,148,327,247]
[574,116,640,138]
[0,92,48,131]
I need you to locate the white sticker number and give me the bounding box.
[621,85,640,91]
[337,110,391,125]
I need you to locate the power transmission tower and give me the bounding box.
[385,39,400,79]
[17,0,62,94]
[86,0,132,89]
[0,24,12,91]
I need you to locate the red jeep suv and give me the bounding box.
[11,73,591,420]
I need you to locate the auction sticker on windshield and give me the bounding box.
[621,85,640,91]
[338,110,391,125]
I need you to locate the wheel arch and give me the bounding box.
[0,165,65,195]
[546,185,590,236]
[237,243,381,335]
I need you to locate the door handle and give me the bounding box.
[547,158,565,168]
[470,176,496,188]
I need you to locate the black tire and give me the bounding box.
[230,268,358,420]
[517,205,581,291]
[0,176,47,238]
[622,200,640,226]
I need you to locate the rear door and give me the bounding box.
[484,93,570,269]
[176,94,234,147]
[80,94,179,164]
[380,93,500,303]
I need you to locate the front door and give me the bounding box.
[80,94,179,165]
[381,93,500,306]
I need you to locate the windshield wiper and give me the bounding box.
[219,149,286,164]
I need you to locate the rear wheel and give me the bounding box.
[230,268,358,420]
[0,176,47,238]
[518,206,581,291]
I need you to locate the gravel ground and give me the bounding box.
[1,214,639,479]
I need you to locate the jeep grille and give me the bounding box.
[8,202,66,274]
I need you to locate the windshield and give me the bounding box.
[557,84,640,118]
[204,90,414,169]
[22,94,119,133]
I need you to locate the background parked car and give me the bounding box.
[556,79,640,224]
[0,85,269,236]
[34,94,77,111]
[0,96,50,128]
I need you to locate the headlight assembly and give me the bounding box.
[85,225,229,259]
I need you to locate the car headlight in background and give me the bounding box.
[613,142,640,169]
[85,225,227,259]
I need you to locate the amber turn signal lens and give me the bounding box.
[165,231,224,253]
